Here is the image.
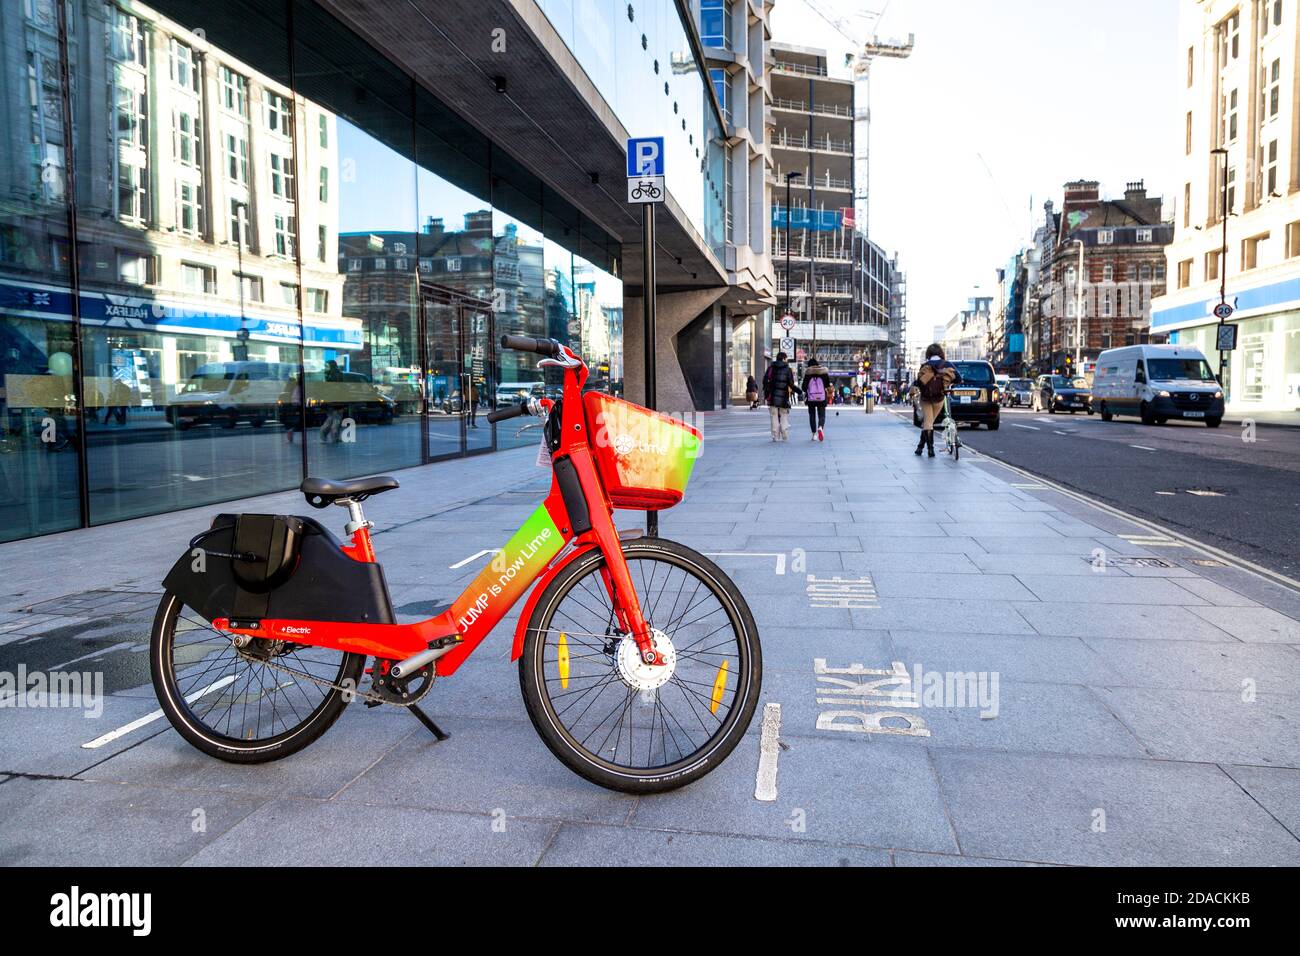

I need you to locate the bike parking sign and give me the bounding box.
[627,176,664,204]
[627,136,665,204]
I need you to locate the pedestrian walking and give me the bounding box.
[762,351,798,441]
[800,356,831,442]
[910,344,961,458]
[319,359,345,443]
[745,374,759,409]
[280,372,302,444]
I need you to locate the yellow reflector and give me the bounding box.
[710,660,729,714]
[558,632,570,689]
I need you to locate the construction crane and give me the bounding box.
[802,0,914,236]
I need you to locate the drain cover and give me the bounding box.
[1084,556,1175,568]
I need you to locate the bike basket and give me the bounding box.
[230,514,304,593]
[583,392,702,510]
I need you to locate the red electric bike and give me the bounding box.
[150,335,762,792]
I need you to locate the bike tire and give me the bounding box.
[518,538,761,794]
[150,591,365,763]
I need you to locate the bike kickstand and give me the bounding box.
[408,703,450,741]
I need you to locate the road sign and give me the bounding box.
[626,137,665,177]
[1216,322,1238,351]
[780,337,795,356]
[627,176,664,204]
[1213,301,1234,320]
[779,312,796,331]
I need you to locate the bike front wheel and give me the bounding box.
[519,538,761,793]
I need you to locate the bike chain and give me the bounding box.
[239,647,395,706]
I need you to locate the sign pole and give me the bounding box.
[626,135,666,539]
[642,199,658,539]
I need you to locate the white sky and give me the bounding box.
[770,0,1181,350]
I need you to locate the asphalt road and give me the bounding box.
[926,405,1300,580]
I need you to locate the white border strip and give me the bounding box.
[754,702,782,802]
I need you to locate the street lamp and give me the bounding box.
[783,171,802,317]
[232,200,250,362]
[1211,147,1230,386]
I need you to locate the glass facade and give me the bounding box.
[535,0,726,257]
[0,0,622,542]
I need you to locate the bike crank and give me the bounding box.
[232,641,426,707]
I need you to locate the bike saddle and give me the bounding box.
[301,475,400,508]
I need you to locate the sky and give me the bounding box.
[770,0,1182,350]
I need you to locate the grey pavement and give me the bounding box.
[1,405,1299,865]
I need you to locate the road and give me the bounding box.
[922,405,1300,580]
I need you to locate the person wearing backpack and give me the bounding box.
[910,343,961,457]
[762,351,798,441]
[800,356,831,442]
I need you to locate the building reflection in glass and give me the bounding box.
[0,0,623,542]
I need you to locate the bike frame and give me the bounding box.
[210,345,658,677]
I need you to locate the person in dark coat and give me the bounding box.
[745,374,759,409]
[762,352,799,441]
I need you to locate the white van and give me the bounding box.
[1092,344,1225,427]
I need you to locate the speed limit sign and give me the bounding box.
[780,312,796,331]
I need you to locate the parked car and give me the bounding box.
[1092,344,1224,427]
[1002,378,1034,407]
[913,359,1000,430]
[1032,374,1093,414]
[302,369,396,426]
[167,361,297,430]
[496,381,544,408]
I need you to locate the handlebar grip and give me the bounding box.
[486,402,528,424]
[500,334,560,357]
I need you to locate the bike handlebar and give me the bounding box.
[500,334,561,357]
[486,402,529,424]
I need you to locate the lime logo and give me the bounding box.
[613,433,636,456]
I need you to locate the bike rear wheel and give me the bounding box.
[519,538,761,793]
[150,591,365,763]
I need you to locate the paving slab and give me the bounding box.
[1092,687,1300,766]
[931,750,1300,866]
[538,822,891,866]
[185,797,558,866]
[0,777,266,866]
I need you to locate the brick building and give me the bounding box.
[1028,181,1174,374]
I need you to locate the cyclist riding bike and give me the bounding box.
[911,343,961,458]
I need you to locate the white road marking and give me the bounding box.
[449,548,501,569]
[1010,423,1040,431]
[1129,444,1157,451]
[82,674,237,749]
[1156,491,1177,496]
[754,702,782,802]
[1118,533,1187,549]
[1186,489,1226,497]
[705,552,786,575]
